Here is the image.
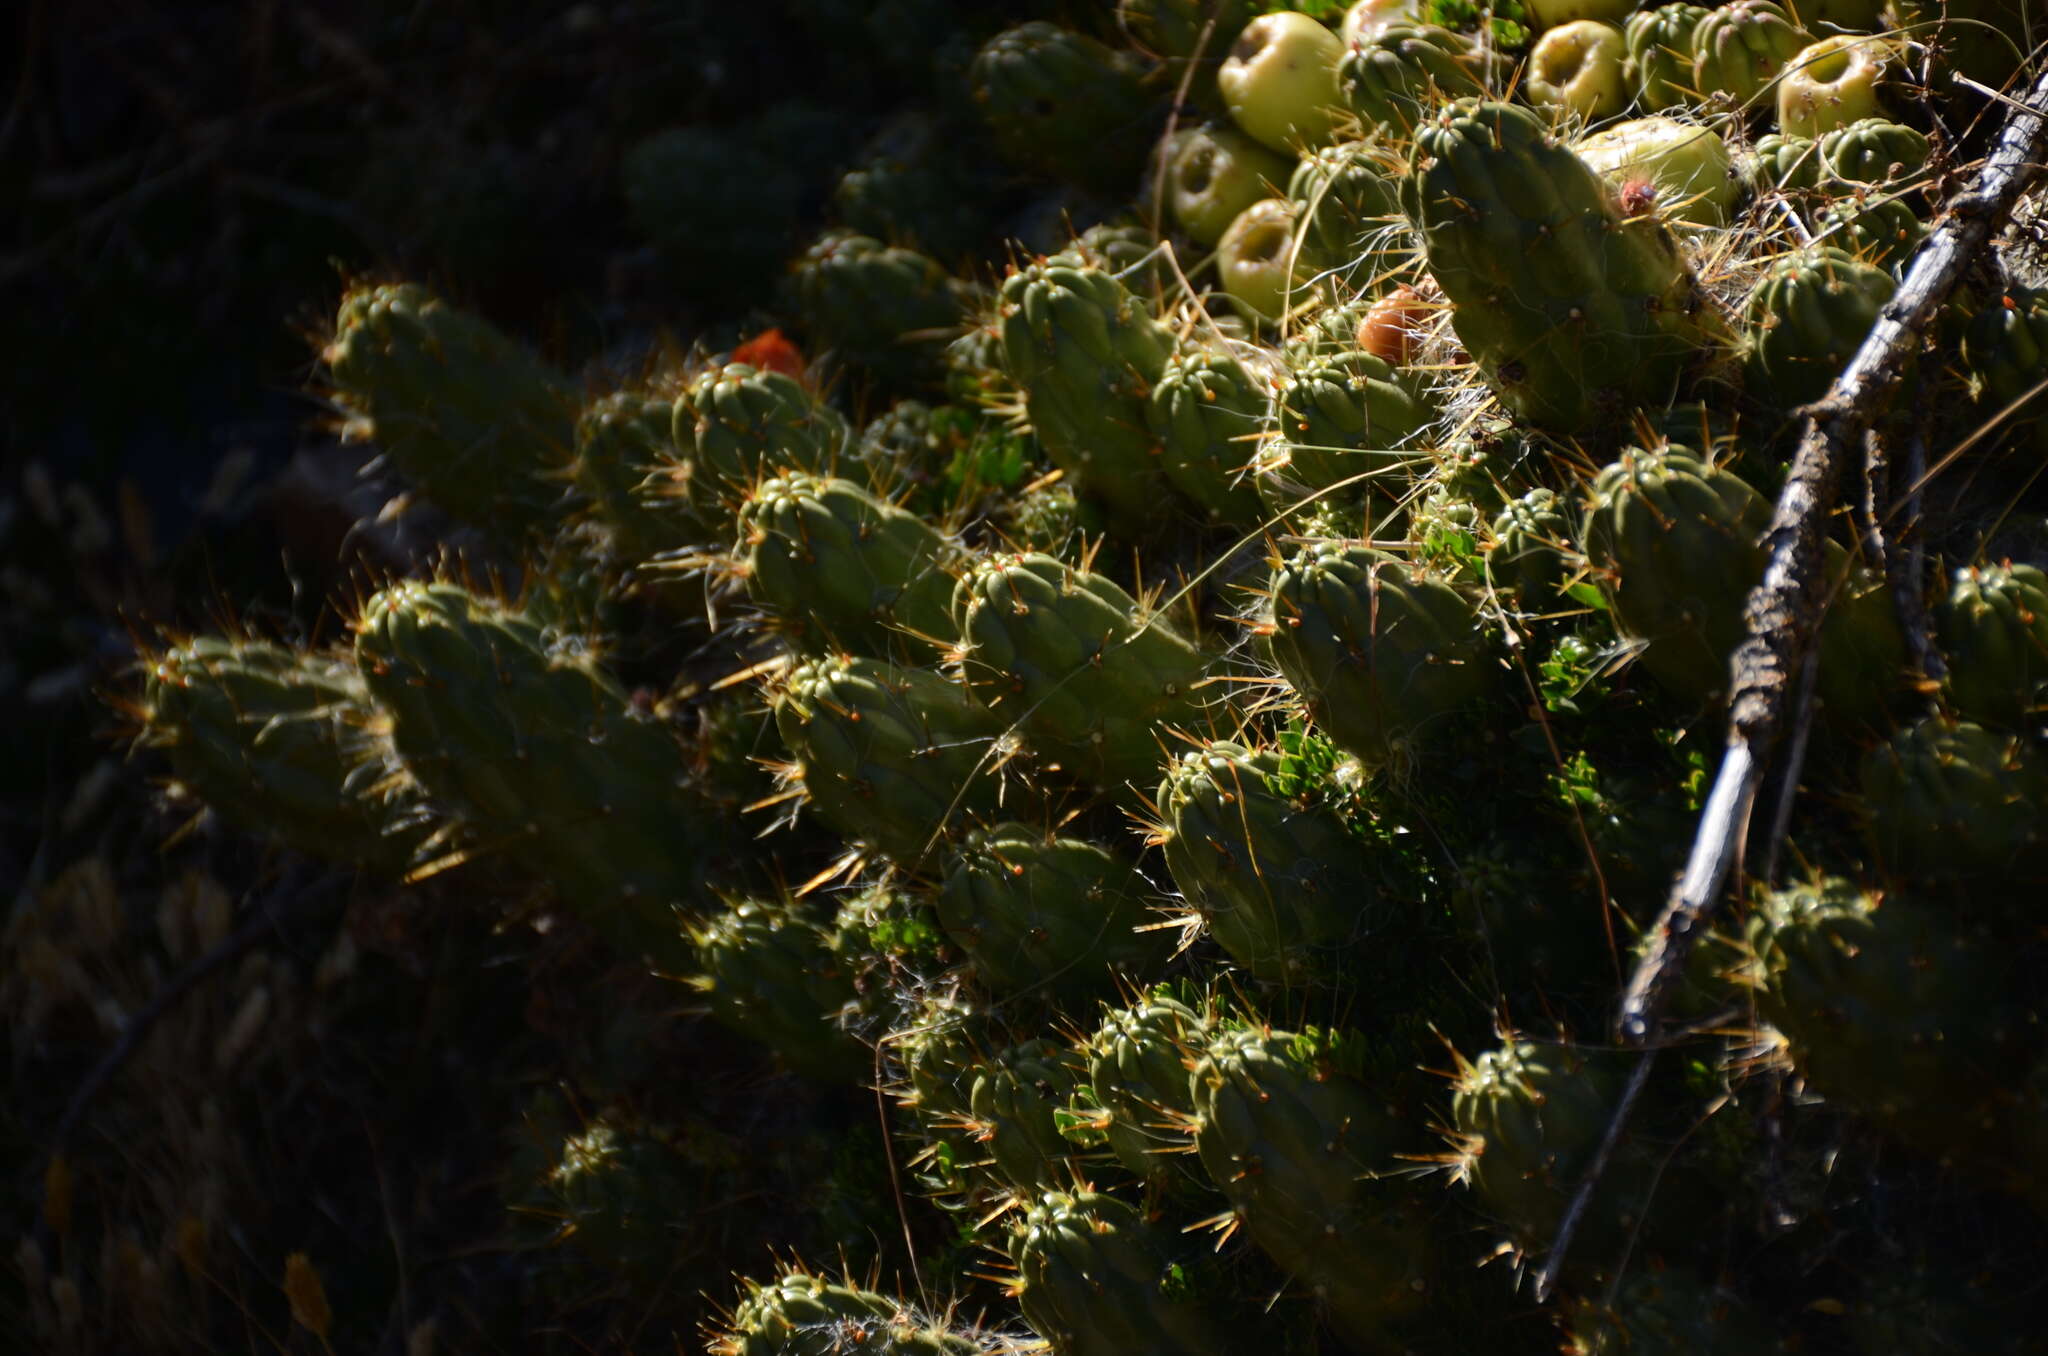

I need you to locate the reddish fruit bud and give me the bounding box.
[1356,285,1427,365]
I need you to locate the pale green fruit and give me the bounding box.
[1778,35,1890,139]
[1168,122,1295,247]
[1574,116,1739,226]
[1527,21,1630,125]
[1217,197,1321,323]
[1340,0,1422,44]
[1218,11,1347,153]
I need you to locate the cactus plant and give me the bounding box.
[1858,716,2048,884]
[690,897,868,1082]
[1145,342,1275,524]
[1937,561,2048,730]
[1287,138,1405,292]
[1401,99,1733,434]
[1009,1189,1235,1355]
[711,1269,991,1355]
[736,473,961,658]
[1624,5,1713,112]
[1337,22,1492,136]
[789,230,966,388]
[1157,737,1399,982]
[324,281,578,543]
[1069,991,1212,1188]
[1743,244,1897,408]
[1691,0,1812,112]
[140,637,424,873]
[573,392,707,573]
[772,654,1009,864]
[970,22,1158,194]
[1746,875,2039,1193]
[1579,442,1771,702]
[952,553,1211,794]
[996,257,1178,529]
[1266,542,1495,766]
[354,579,712,964]
[1190,1026,1436,1347]
[675,362,851,498]
[936,824,1169,1004]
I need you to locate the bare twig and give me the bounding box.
[1532,64,2048,1301]
[1760,644,1821,887]
[1532,1047,1655,1300]
[1895,393,1946,683]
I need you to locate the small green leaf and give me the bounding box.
[1565,582,1609,612]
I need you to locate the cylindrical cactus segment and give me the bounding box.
[1937,561,2048,730]
[1488,487,1575,612]
[996,259,1179,528]
[324,281,579,541]
[1145,344,1273,525]
[1071,991,1211,1186]
[573,392,706,569]
[1746,875,2032,1179]
[1690,1,1811,112]
[690,897,868,1083]
[1337,22,1491,136]
[711,1268,990,1356]
[965,1039,1086,1190]
[674,362,851,499]
[1157,739,1394,983]
[1858,717,2048,884]
[1287,139,1405,292]
[1742,244,1896,409]
[1623,5,1713,112]
[1578,442,1771,703]
[890,989,987,1126]
[1960,285,2048,454]
[1254,349,1429,520]
[1009,1189,1235,1356]
[737,473,961,659]
[937,824,1170,1005]
[952,553,1211,793]
[1818,117,1929,188]
[1191,1026,1435,1347]
[353,580,708,965]
[772,654,1008,864]
[969,22,1158,195]
[140,637,423,873]
[1401,99,1733,434]
[1450,1039,1638,1249]
[1266,543,1494,766]
[789,230,965,386]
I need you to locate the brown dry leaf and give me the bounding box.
[283,1251,332,1340]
